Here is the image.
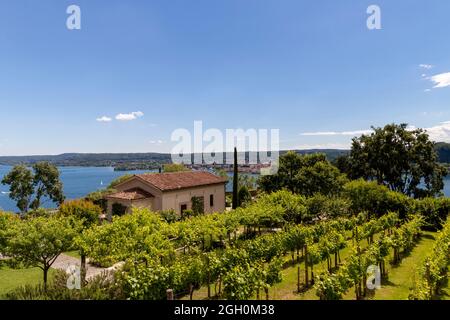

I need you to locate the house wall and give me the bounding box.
[161,184,226,215]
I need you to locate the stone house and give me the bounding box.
[105,171,227,220]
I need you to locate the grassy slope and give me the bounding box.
[367,231,436,300]
[0,264,56,298]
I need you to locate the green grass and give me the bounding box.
[187,231,445,301]
[0,264,56,298]
[367,231,436,300]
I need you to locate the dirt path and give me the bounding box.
[51,254,110,280]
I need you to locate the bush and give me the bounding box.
[238,186,252,207]
[4,269,123,300]
[305,195,351,221]
[159,209,180,223]
[343,180,411,218]
[412,197,450,231]
[59,199,102,228]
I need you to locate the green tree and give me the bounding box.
[1,165,34,214]
[6,216,78,290]
[30,162,65,210]
[258,152,348,196]
[238,185,252,207]
[59,199,103,285]
[348,123,447,198]
[1,162,65,213]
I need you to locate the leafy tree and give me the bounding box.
[237,185,252,207]
[6,216,78,290]
[0,211,19,255]
[343,179,411,219]
[348,123,447,198]
[59,199,103,285]
[1,165,34,214]
[191,196,205,215]
[1,162,65,213]
[259,152,348,196]
[30,162,65,210]
[59,199,102,229]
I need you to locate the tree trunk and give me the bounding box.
[80,253,87,287]
[43,267,49,291]
[265,287,269,300]
[189,284,194,300]
[304,245,309,287]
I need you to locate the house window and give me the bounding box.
[180,204,188,214]
[210,194,214,207]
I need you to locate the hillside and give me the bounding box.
[0,144,447,168]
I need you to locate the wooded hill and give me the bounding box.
[0,143,448,167]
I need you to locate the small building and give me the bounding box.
[105,171,227,220]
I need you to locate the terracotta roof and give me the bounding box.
[135,171,227,191]
[106,188,154,200]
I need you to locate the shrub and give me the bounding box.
[412,197,450,231]
[159,209,180,223]
[4,269,123,300]
[59,199,102,228]
[343,180,411,218]
[305,195,352,221]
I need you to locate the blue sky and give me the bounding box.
[0,0,450,155]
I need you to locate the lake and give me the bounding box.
[0,166,241,212]
[0,165,449,213]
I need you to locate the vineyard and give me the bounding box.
[72,185,450,301]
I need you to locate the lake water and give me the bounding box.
[0,165,449,213]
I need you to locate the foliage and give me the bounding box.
[1,165,34,213]
[258,152,348,197]
[159,209,180,224]
[58,199,102,229]
[347,123,447,198]
[343,179,411,219]
[191,196,205,215]
[0,212,19,254]
[163,163,189,173]
[1,162,65,213]
[410,219,450,300]
[4,215,79,288]
[238,185,252,207]
[412,197,450,231]
[305,194,351,221]
[4,269,123,300]
[78,209,174,267]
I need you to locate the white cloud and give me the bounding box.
[419,64,434,70]
[300,129,373,136]
[424,121,450,142]
[293,143,351,150]
[96,116,112,122]
[424,89,431,92]
[149,140,164,144]
[115,111,144,121]
[429,72,450,89]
